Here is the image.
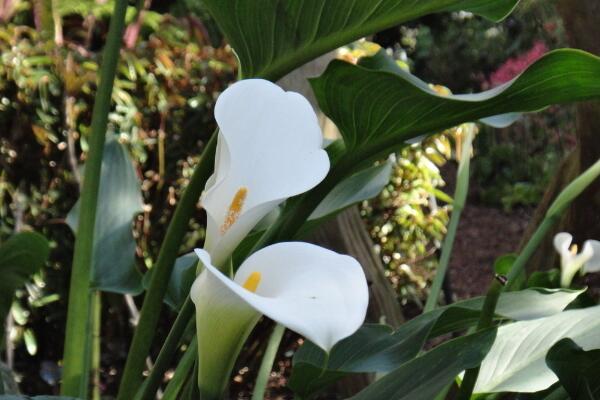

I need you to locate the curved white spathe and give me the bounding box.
[192,242,369,352]
[554,232,600,286]
[582,240,600,273]
[201,79,330,266]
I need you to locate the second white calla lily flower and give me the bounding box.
[190,242,369,399]
[201,79,330,267]
[554,232,600,287]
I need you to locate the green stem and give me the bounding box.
[60,1,127,396]
[424,128,474,313]
[137,298,195,400]
[161,340,198,400]
[91,291,102,400]
[457,158,600,400]
[252,324,285,400]
[117,133,217,399]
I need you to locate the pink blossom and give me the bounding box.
[488,41,548,87]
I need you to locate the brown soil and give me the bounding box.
[447,205,532,299]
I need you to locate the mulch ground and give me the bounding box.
[447,204,532,299]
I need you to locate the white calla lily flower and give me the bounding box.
[201,79,330,267]
[190,242,369,399]
[554,232,600,287]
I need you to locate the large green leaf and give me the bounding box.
[202,0,519,80]
[349,329,497,400]
[289,288,581,397]
[67,138,144,294]
[474,305,600,394]
[546,339,600,400]
[311,49,600,155]
[0,232,50,325]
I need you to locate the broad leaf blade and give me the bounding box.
[308,160,392,222]
[203,0,519,80]
[546,338,600,400]
[67,138,144,294]
[475,305,600,394]
[0,232,49,323]
[349,329,497,400]
[311,49,600,151]
[289,288,580,396]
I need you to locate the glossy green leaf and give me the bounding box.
[358,49,523,130]
[546,338,600,400]
[349,329,497,400]
[309,161,392,221]
[475,305,600,394]
[289,288,580,397]
[311,49,600,156]
[0,232,49,325]
[202,0,519,80]
[67,138,144,294]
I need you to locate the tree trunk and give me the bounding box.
[519,0,600,275]
[278,55,404,398]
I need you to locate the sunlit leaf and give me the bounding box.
[475,305,600,394]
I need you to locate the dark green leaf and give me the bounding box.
[143,252,197,310]
[0,232,49,324]
[67,137,144,294]
[311,49,600,155]
[202,0,519,80]
[349,329,497,400]
[309,161,392,221]
[546,338,600,400]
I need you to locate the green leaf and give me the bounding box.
[0,232,49,324]
[143,252,197,310]
[474,305,600,394]
[202,0,519,80]
[289,317,437,397]
[67,138,144,294]
[306,160,392,225]
[311,49,600,155]
[546,338,600,400]
[289,288,581,397]
[349,329,497,400]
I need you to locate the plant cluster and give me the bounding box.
[1,1,600,400]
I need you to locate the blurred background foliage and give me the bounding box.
[0,0,576,395]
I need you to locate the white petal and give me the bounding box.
[190,249,261,398]
[583,240,600,273]
[553,232,573,265]
[202,79,330,265]
[195,243,369,352]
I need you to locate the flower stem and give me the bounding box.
[457,157,600,399]
[252,324,285,400]
[117,133,217,400]
[60,0,127,396]
[424,127,474,313]
[161,339,198,400]
[136,298,195,400]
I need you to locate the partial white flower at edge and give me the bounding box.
[201,79,330,267]
[191,243,369,398]
[554,232,600,287]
